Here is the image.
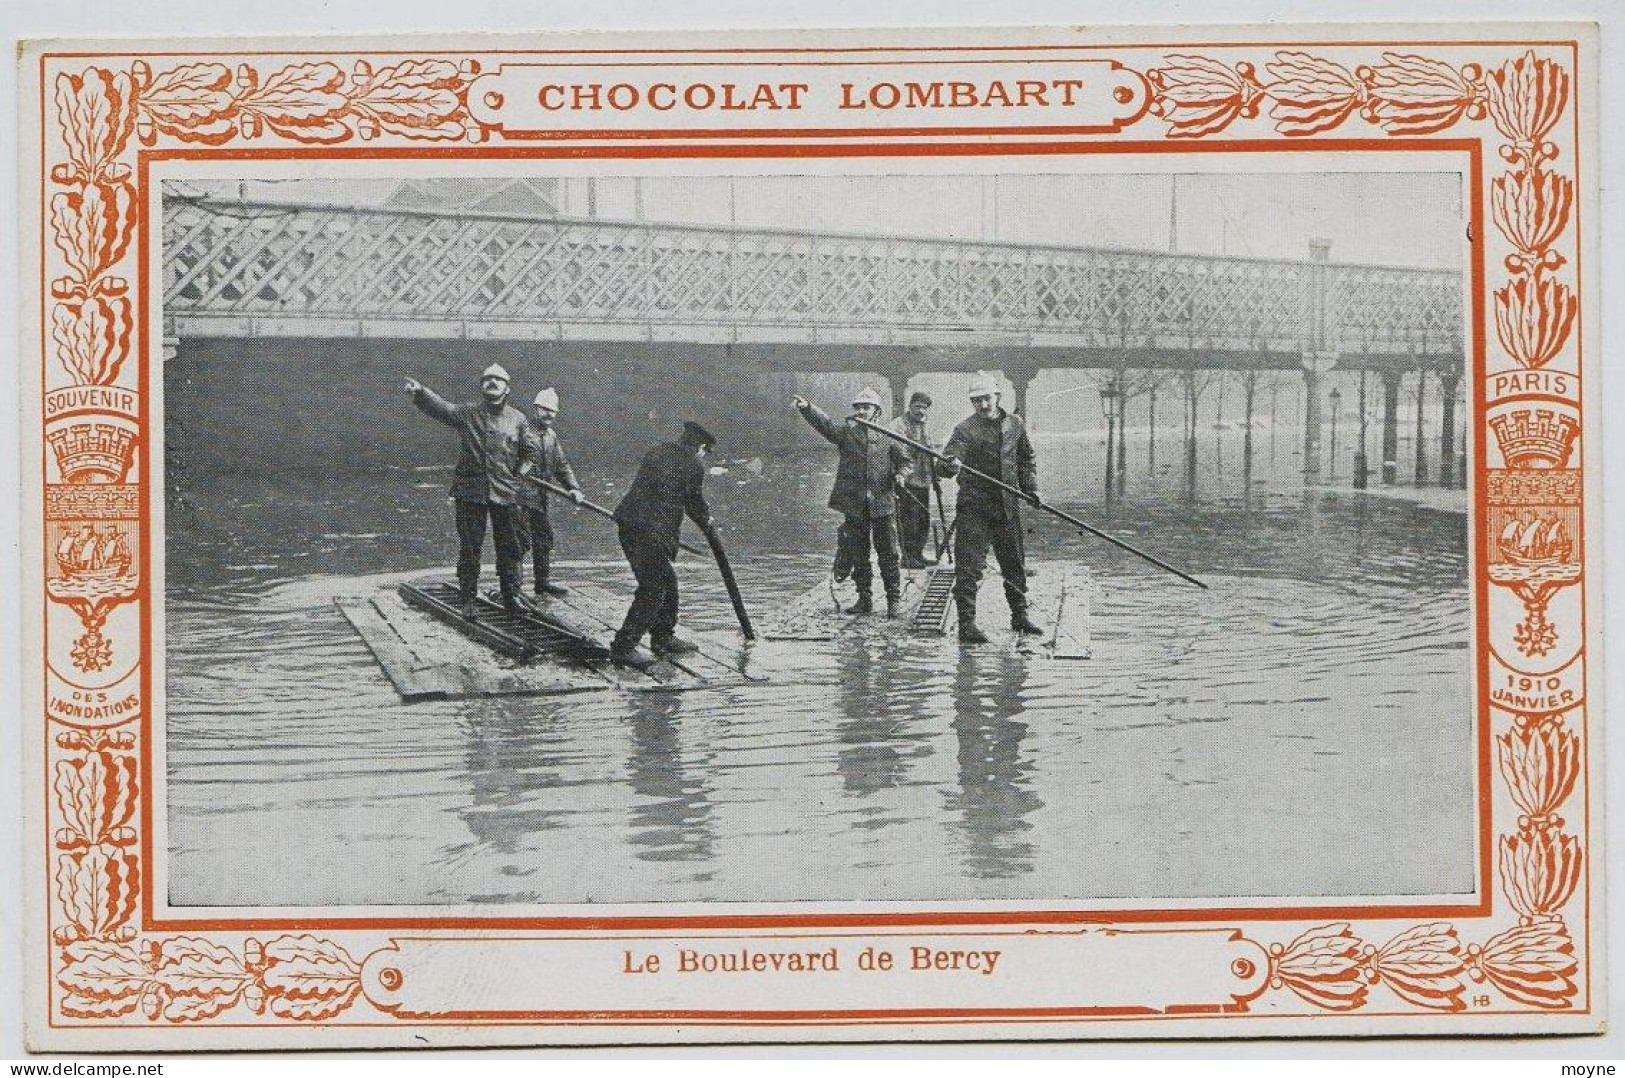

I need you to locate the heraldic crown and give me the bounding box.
[47,422,138,483]
[1490,409,1579,469]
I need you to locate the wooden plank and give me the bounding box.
[335,597,455,701]
[1044,567,1094,660]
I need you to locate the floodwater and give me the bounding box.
[164,423,1473,907]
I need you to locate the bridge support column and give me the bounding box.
[1301,366,1323,482]
[886,371,912,421]
[1380,370,1402,485]
[1008,368,1035,429]
[1413,368,1430,486]
[1438,370,1460,487]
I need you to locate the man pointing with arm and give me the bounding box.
[404,364,540,619]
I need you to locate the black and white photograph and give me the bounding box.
[157,165,1474,909]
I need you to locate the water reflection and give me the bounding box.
[835,643,934,800]
[627,693,716,867]
[458,700,574,857]
[944,653,1042,879]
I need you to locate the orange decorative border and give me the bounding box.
[28,32,1596,1039]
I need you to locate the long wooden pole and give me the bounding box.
[702,522,756,639]
[927,461,953,564]
[531,477,705,557]
[855,417,1208,590]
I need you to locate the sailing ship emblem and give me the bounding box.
[46,523,139,673]
[1487,505,1581,659]
[1496,513,1573,568]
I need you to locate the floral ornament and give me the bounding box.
[1356,54,1485,134]
[51,295,133,387]
[54,845,140,944]
[1146,50,1488,139]
[131,58,477,145]
[53,749,139,851]
[1497,717,1580,828]
[1260,52,1367,136]
[1145,56,1266,138]
[1492,169,1573,273]
[49,181,135,296]
[52,68,138,187]
[1367,923,1469,1011]
[1468,921,1579,1009]
[1266,923,1369,1010]
[1494,277,1578,371]
[1265,923,1470,1012]
[57,935,364,1022]
[1484,51,1569,164]
[1500,830,1583,921]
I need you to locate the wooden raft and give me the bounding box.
[336,576,763,702]
[760,563,1093,659]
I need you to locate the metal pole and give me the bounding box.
[1354,370,1369,489]
[1115,369,1127,497]
[855,417,1208,589]
[1103,383,1115,504]
[531,478,706,557]
[1328,388,1341,480]
[1147,385,1158,471]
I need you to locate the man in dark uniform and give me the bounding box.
[519,386,585,597]
[940,374,1045,644]
[610,422,715,662]
[793,387,911,618]
[890,390,938,569]
[405,364,541,618]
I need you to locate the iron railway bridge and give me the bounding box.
[162,195,1467,482]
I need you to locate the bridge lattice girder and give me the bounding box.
[162,197,1463,364]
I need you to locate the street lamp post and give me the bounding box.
[1115,369,1128,497]
[1100,381,1121,504]
[1354,370,1369,489]
[1328,386,1342,481]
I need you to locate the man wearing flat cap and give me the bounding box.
[519,386,585,598]
[404,364,541,618]
[792,387,911,618]
[610,421,716,662]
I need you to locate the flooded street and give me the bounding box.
[163,425,1473,907]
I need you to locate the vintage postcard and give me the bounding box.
[18,22,1604,1049]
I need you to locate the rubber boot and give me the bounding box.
[886,594,900,620]
[832,531,855,583]
[847,590,874,615]
[610,626,642,664]
[533,550,569,597]
[499,565,530,617]
[1010,609,1044,635]
[652,632,699,656]
[956,597,988,644]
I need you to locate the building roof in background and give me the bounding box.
[385,178,559,216]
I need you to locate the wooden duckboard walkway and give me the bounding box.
[337,577,762,702]
[761,564,1093,659]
